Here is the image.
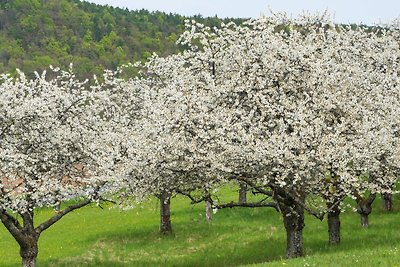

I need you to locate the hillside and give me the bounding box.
[0,0,244,79]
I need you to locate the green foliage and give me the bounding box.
[0,0,244,80]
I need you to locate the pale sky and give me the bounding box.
[86,0,400,26]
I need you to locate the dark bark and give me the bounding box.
[239,182,247,204]
[36,199,91,233]
[20,211,39,267]
[0,209,39,267]
[20,235,39,267]
[381,192,393,212]
[1,199,91,267]
[0,210,39,267]
[327,203,340,244]
[213,201,278,210]
[283,206,304,258]
[159,191,172,234]
[274,189,305,258]
[356,193,376,228]
[360,213,369,228]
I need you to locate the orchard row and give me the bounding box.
[1,14,399,266]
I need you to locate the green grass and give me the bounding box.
[1,189,400,267]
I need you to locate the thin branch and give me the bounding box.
[99,197,117,205]
[214,201,278,211]
[325,195,347,214]
[58,98,83,123]
[235,177,274,196]
[0,121,14,138]
[35,199,91,234]
[176,190,207,204]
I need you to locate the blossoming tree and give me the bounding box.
[171,14,400,256]
[122,54,223,233]
[0,67,124,267]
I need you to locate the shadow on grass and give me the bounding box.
[41,196,400,267]
[43,210,287,267]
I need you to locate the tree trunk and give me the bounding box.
[360,213,369,228]
[20,237,39,267]
[239,182,247,204]
[159,191,172,234]
[1,201,91,267]
[275,190,305,259]
[203,190,212,222]
[205,199,212,222]
[327,203,340,244]
[283,207,304,258]
[381,193,393,212]
[356,193,376,228]
[54,202,61,213]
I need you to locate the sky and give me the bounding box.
[86,0,400,26]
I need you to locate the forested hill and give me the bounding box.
[0,0,244,79]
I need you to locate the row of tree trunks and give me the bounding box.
[326,192,392,245]
[158,187,393,259]
[20,191,397,267]
[159,189,393,251]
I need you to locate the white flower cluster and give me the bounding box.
[0,67,124,213]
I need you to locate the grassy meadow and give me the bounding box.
[1,187,400,267]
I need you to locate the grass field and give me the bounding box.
[1,188,400,267]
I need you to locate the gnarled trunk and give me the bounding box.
[356,193,376,228]
[2,210,40,267]
[1,200,91,267]
[283,211,304,258]
[239,182,247,204]
[327,203,340,244]
[275,190,305,259]
[19,211,39,267]
[381,193,393,212]
[20,236,39,267]
[159,191,172,234]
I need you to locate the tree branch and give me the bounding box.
[0,208,24,244]
[176,190,207,204]
[214,201,279,211]
[35,199,91,234]
[271,184,325,221]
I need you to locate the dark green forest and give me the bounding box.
[0,0,244,79]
